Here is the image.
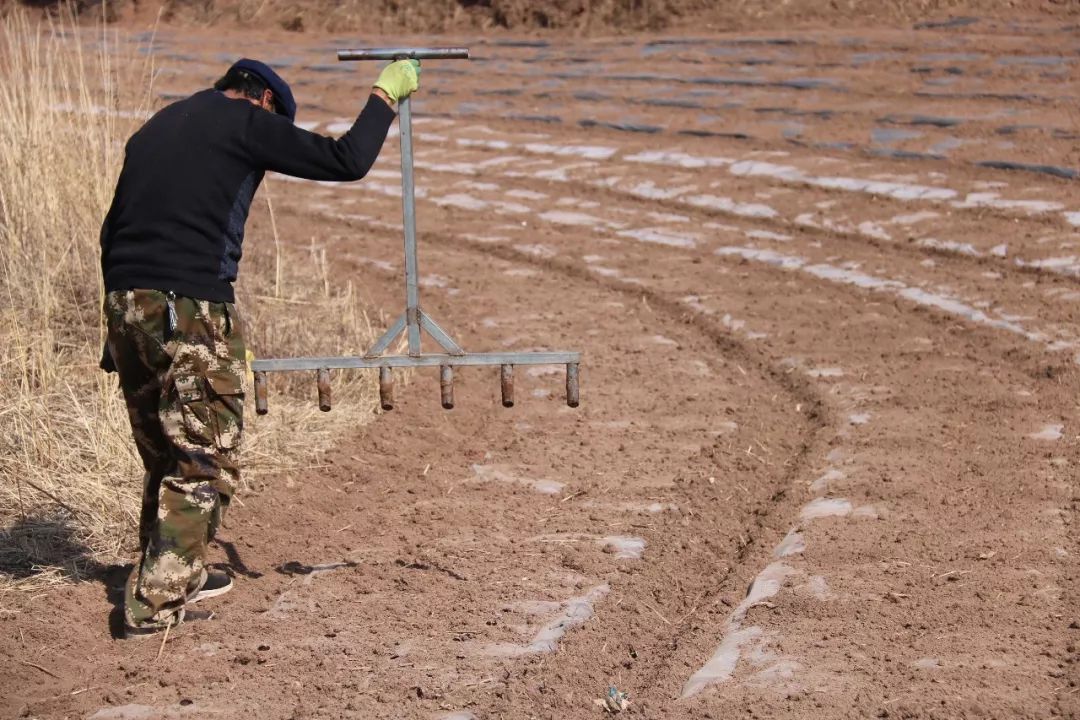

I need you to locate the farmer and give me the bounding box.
[99,57,420,638]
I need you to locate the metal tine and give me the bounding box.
[440,365,454,410]
[501,364,514,408]
[379,366,394,411]
[317,369,332,412]
[254,371,269,415]
[566,363,580,408]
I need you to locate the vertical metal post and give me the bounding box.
[398,95,422,355]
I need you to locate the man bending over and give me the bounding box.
[100,57,420,638]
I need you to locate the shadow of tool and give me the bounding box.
[275,559,358,576]
[99,563,132,639]
[212,538,264,579]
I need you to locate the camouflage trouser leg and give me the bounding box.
[105,289,246,630]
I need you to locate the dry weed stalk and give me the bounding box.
[0,11,380,598]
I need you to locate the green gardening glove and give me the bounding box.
[374,59,420,104]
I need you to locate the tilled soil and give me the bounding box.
[2,13,1079,720]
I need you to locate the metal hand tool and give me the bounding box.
[252,47,581,414]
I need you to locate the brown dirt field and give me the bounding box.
[2,8,1080,720]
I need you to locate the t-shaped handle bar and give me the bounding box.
[337,47,469,61]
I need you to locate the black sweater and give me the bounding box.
[100,90,396,302]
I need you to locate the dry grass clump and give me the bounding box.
[0,11,380,602]
[0,10,150,596]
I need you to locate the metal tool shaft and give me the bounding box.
[399,96,422,354]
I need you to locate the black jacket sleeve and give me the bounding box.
[244,94,397,181]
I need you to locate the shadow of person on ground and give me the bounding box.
[0,513,133,638]
[0,511,102,581]
[0,514,267,638]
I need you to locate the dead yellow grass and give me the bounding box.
[0,11,381,602]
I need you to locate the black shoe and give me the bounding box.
[123,608,215,640]
[187,571,233,604]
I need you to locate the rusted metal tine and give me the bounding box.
[254,371,269,415]
[440,365,454,410]
[317,369,332,412]
[379,366,394,411]
[500,364,514,408]
[566,363,580,408]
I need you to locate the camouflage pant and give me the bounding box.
[105,289,246,630]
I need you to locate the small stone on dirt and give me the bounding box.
[595,686,630,713]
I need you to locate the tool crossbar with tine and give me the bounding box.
[251,47,582,414]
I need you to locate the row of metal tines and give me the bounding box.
[253,363,580,414]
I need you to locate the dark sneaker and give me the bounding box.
[123,608,215,640]
[187,571,233,604]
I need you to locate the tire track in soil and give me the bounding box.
[461,271,825,713]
